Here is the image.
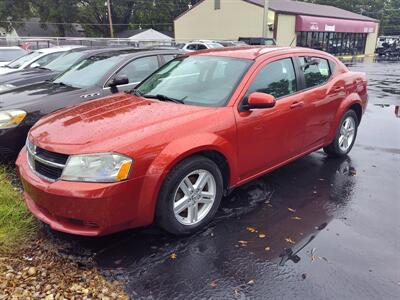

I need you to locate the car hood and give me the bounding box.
[0,68,57,85]
[30,93,213,154]
[0,81,83,109]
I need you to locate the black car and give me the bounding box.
[0,47,140,92]
[0,48,182,156]
[238,37,276,46]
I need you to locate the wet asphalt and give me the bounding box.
[35,59,400,299]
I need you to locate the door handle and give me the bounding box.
[332,86,345,93]
[290,101,304,109]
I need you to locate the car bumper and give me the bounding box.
[16,148,148,236]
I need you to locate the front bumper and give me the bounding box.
[16,149,147,236]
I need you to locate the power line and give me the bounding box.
[0,20,174,26]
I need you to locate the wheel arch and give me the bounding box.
[135,133,237,225]
[326,93,363,145]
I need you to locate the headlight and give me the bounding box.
[0,84,16,92]
[0,110,27,129]
[61,153,133,183]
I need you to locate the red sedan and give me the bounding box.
[16,47,368,236]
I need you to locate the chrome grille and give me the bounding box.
[26,139,69,182]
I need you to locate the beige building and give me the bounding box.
[174,0,379,55]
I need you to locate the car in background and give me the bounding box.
[216,40,248,47]
[177,41,224,52]
[0,48,182,155]
[16,47,367,237]
[0,47,139,92]
[0,47,28,66]
[238,37,276,46]
[0,46,80,75]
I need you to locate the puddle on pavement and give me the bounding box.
[374,104,400,119]
[40,152,357,294]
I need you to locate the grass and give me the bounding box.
[0,165,36,253]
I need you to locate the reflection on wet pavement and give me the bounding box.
[42,59,400,299]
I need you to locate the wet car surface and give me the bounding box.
[41,59,399,299]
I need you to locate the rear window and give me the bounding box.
[0,48,26,62]
[299,57,331,88]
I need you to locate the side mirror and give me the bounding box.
[108,75,129,93]
[247,92,276,109]
[30,62,40,68]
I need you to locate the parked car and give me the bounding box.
[0,46,80,75]
[177,41,224,52]
[216,40,248,47]
[0,47,28,66]
[16,47,368,237]
[0,47,140,92]
[238,37,276,46]
[0,48,182,155]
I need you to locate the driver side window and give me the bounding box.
[115,56,159,85]
[247,58,297,99]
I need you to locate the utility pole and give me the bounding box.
[107,0,114,38]
[262,0,269,38]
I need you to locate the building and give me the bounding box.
[116,28,174,47]
[174,0,379,56]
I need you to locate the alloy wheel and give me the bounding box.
[173,169,216,225]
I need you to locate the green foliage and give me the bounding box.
[0,0,33,32]
[0,166,36,253]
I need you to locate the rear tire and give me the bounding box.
[156,155,223,235]
[324,110,358,157]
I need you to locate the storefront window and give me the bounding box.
[297,32,367,55]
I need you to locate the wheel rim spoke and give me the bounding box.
[194,171,209,190]
[174,196,190,214]
[188,204,199,223]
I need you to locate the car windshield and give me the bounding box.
[7,51,42,68]
[0,49,26,62]
[136,55,252,107]
[45,51,86,72]
[53,54,124,88]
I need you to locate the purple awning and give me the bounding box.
[296,15,377,33]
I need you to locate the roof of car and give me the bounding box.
[188,46,333,60]
[35,46,82,53]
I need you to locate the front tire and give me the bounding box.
[324,110,358,157]
[156,155,223,235]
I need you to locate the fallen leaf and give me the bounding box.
[291,216,302,220]
[288,208,296,213]
[170,253,177,260]
[238,240,248,246]
[210,281,217,288]
[322,257,328,262]
[285,238,295,245]
[264,247,271,251]
[247,279,255,285]
[301,273,307,280]
[258,233,266,238]
[246,226,257,233]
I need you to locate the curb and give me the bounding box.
[337,54,377,60]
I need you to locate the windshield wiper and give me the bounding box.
[143,94,185,104]
[131,89,142,96]
[53,81,75,88]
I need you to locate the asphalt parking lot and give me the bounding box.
[34,58,400,299]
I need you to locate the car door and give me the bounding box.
[104,55,160,93]
[235,57,305,180]
[297,56,344,149]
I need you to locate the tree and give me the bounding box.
[0,0,33,32]
[31,0,79,36]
